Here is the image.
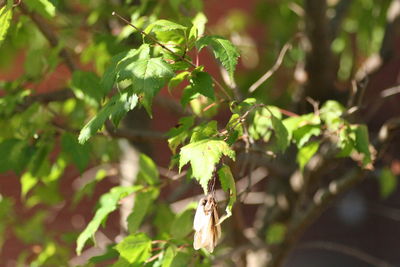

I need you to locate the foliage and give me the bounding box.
[0,0,396,266]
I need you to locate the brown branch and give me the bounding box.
[266,169,365,267]
[19,3,78,71]
[304,0,336,103]
[329,0,353,40]
[299,241,395,267]
[248,34,302,93]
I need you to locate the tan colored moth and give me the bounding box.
[193,194,221,253]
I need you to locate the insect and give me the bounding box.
[193,194,221,253]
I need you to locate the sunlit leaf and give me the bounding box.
[0,5,12,47]
[179,139,235,193]
[115,233,151,264]
[297,141,320,171]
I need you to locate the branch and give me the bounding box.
[304,0,336,103]
[266,169,365,267]
[329,0,353,40]
[19,3,78,71]
[248,34,302,93]
[299,241,395,267]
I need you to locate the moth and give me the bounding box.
[193,194,221,253]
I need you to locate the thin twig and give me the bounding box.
[249,34,302,93]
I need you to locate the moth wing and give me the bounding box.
[204,214,216,253]
[193,198,206,231]
[193,213,212,250]
[212,205,222,240]
[193,229,203,250]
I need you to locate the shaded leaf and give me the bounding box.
[353,124,372,167]
[61,133,90,172]
[78,91,138,144]
[76,186,139,255]
[117,56,174,115]
[270,111,289,152]
[127,190,154,233]
[170,208,194,239]
[181,71,215,106]
[196,35,240,78]
[71,71,102,107]
[137,153,160,185]
[266,223,286,245]
[379,168,397,198]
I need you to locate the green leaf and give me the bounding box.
[117,56,174,115]
[249,106,281,141]
[0,6,12,47]
[181,71,215,106]
[137,153,160,185]
[292,125,321,148]
[270,110,289,152]
[145,19,187,34]
[379,168,397,198]
[167,116,194,154]
[179,139,235,193]
[71,71,102,107]
[353,124,372,167]
[78,91,138,144]
[170,208,194,239]
[189,12,207,41]
[320,100,345,131]
[115,233,151,264]
[196,35,240,78]
[21,172,38,198]
[297,141,320,171]
[127,190,154,233]
[61,133,90,172]
[0,139,33,173]
[168,71,190,92]
[76,186,139,255]
[101,51,131,95]
[190,120,218,142]
[25,0,56,19]
[266,223,286,244]
[218,164,236,222]
[162,246,177,267]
